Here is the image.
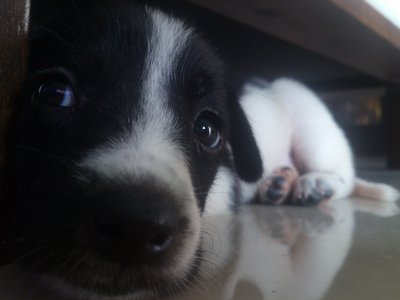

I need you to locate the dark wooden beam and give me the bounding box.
[188,0,400,83]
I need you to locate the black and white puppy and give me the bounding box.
[1,0,398,299]
[3,0,262,299]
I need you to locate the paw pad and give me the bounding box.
[257,167,298,205]
[295,177,334,206]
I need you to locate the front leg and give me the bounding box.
[256,166,298,205]
[256,169,351,207]
[292,172,349,206]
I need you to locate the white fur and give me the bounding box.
[237,78,398,204]
[79,9,193,186]
[142,8,192,140]
[77,8,200,282]
[240,80,293,175]
[353,178,400,202]
[78,9,194,208]
[204,166,236,216]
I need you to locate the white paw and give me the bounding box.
[294,173,335,206]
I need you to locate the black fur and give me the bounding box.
[227,87,263,182]
[2,0,263,297]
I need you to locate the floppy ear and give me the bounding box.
[227,89,263,182]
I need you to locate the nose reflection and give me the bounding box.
[231,280,264,300]
[175,198,399,300]
[0,198,398,299]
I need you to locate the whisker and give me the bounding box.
[70,0,85,31]
[63,252,90,283]
[33,26,81,59]
[15,145,74,163]
[11,245,51,265]
[51,250,80,278]
[195,191,231,197]
[11,248,66,297]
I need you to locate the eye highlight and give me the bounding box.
[32,79,76,109]
[193,111,222,150]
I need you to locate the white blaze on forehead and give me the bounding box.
[143,8,192,115]
[77,11,200,278]
[79,9,193,187]
[137,8,193,147]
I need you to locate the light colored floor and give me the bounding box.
[175,182,400,300]
[174,159,400,300]
[1,159,399,300]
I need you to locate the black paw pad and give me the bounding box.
[322,189,334,199]
[266,188,284,203]
[298,188,334,206]
[271,176,285,188]
[299,194,323,206]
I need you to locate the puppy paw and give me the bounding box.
[257,167,298,205]
[293,173,334,206]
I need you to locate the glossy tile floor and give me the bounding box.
[1,160,399,300]
[178,186,400,300]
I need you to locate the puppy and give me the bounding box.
[2,1,261,299]
[1,0,398,299]
[235,78,399,208]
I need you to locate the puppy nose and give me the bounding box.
[91,188,184,264]
[93,210,175,254]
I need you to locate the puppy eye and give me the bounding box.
[193,112,222,150]
[33,80,76,108]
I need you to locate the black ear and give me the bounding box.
[227,89,263,182]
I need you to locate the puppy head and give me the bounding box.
[4,0,262,298]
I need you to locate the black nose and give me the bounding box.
[90,187,186,265]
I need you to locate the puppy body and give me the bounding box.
[234,78,399,207]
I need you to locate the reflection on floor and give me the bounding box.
[175,196,399,299]
[1,169,399,300]
[174,167,400,300]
